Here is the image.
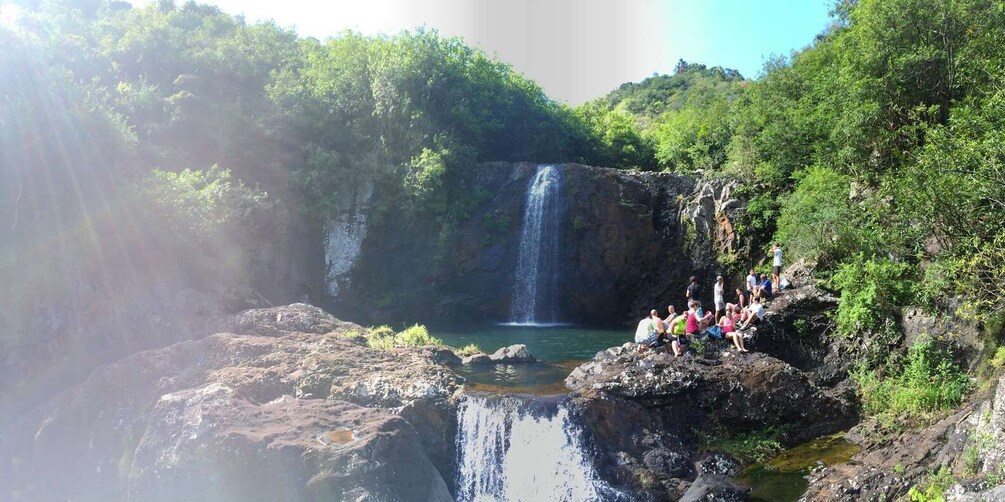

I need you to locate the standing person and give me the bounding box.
[685,276,700,301]
[746,269,757,294]
[713,276,726,322]
[772,243,783,292]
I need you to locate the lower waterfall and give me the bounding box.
[454,394,620,501]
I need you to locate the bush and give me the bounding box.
[705,426,787,463]
[830,256,913,339]
[907,466,955,502]
[776,167,864,267]
[854,337,971,425]
[364,324,443,350]
[454,343,482,356]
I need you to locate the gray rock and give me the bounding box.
[489,344,536,363]
[462,353,493,365]
[679,474,749,502]
[699,452,741,476]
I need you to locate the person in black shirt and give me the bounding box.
[685,276,700,301]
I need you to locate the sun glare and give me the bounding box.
[0,3,23,31]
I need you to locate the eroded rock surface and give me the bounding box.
[566,343,856,500]
[0,303,461,501]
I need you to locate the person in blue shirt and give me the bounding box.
[758,273,773,298]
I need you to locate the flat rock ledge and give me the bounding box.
[0,303,461,502]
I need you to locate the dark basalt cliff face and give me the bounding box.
[334,162,744,326]
[0,304,461,502]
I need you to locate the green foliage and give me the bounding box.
[705,426,787,464]
[776,168,857,266]
[991,347,1005,370]
[364,324,443,350]
[142,166,269,242]
[907,466,955,502]
[853,337,971,424]
[571,101,656,169]
[830,256,913,338]
[454,344,482,357]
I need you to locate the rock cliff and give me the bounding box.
[333,162,743,326]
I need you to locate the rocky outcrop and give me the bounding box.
[336,162,741,326]
[565,344,856,500]
[803,374,1005,501]
[0,304,461,501]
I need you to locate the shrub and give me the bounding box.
[705,426,787,464]
[454,343,483,356]
[854,337,971,425]
[907,466,955,502]
[775,167,859,266]
[396,324,442,347]
[829,256,913,339]
[364,324,442,350]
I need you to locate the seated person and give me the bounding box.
[758,273,773,298]
[685,300,714,338]
[668,312,689,357]
[739,299,766,331]
[664,304,677,323]
[734,287,748,310]
[635,309,669,350]
[719,305,749,353]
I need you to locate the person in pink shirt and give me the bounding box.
[719,305,749,353]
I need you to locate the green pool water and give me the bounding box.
[432,325,628,392]
[738,433,861,502]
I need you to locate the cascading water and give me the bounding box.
[455,394,619,502]
[510,165,563,325]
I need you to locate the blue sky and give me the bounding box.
[121,0,834,103]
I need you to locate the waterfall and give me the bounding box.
[510,165,563,324]
[455,395,618,502]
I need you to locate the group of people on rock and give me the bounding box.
[635,244,784,357]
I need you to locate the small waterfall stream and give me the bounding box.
[510,165,563,324]
[454,394,617,501]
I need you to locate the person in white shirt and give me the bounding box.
[739,298,765,331]
[746,269,757,294]
[713,275,725,322]
[772,243,783,292]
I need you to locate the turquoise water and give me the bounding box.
[433,325,628,391]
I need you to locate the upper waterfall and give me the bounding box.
[509,165,563,325]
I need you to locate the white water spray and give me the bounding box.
[455,395,614,501]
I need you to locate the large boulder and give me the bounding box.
[127,385,451,502]
[679,474,750,502]
[489,343,536,363]
[0,304,462,501]
[565,346,856,500]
